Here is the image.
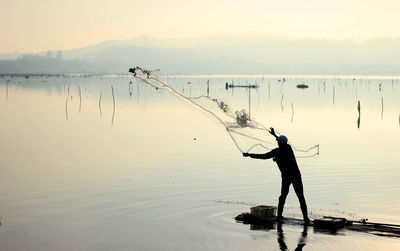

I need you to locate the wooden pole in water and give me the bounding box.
[65,96,68,120]
[381,97,384,119]
[129,81,133,97]
[333,86,335,105]
[136,83,139,104]
[248,87,251,117]
[111,85,115,126]
[355,82,358,99]
[79,86,82,113]
[357,100,361,129]
[207,79,210,97]
[291,102,294,123]
[99,92,102,117]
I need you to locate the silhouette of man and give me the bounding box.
[243,127,310,224]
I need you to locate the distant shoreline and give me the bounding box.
[1,73,399,80]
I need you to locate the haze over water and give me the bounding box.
[0,74,399,250]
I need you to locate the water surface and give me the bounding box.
[0,74,399,250]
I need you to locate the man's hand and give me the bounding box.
[269,127,278,137]
[269,127,275,135]
[243,152,250,157]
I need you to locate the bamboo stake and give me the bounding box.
[79,86,82,113]
[99,92,102,117]
[65,96,68,120]
[111,85,115,126]
[291,103,294,124]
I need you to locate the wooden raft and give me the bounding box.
[235,205,400,237]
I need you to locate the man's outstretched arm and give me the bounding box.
[243,150,276,159]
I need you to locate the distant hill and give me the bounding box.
[1,35,400,75]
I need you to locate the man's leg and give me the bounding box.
[278,178,291,218]
[292,176,309,222]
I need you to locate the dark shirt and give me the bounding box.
[248,144,300,178]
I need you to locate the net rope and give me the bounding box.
[129,67,319,158]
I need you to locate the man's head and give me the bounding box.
[277,135,288,146]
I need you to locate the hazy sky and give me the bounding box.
[1,0,400,53]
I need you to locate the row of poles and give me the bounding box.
[63,78,116,126]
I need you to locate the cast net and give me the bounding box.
[129,67,319,157]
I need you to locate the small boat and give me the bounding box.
[225,83,258,89]
[297,84,309,89]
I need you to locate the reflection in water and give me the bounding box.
[207,79,210,97]
[333,86,335,105]
[291,103,294,124]
[79,86,82,113]
[357,100,361,129]
[277,223,308,251]
[65,96,68,120]
[250,222,276,231]
[98,92,102,117]
[381,97,384,119]
[136,82,140,104]
[248,87,251,117]
[111,85,115,126]
[5,82,8,101]
[1,75,400,251]
[268,81,271,101]
[355,82,358,99]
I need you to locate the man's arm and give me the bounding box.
[243,149,276,160]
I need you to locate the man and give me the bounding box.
[242,127,310,224]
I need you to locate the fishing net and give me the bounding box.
[129,67,319,157]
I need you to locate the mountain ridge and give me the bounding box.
[1,35,399,75]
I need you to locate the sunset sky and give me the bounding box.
[1,0,400,53]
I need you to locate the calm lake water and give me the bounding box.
[0,74,399,250]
